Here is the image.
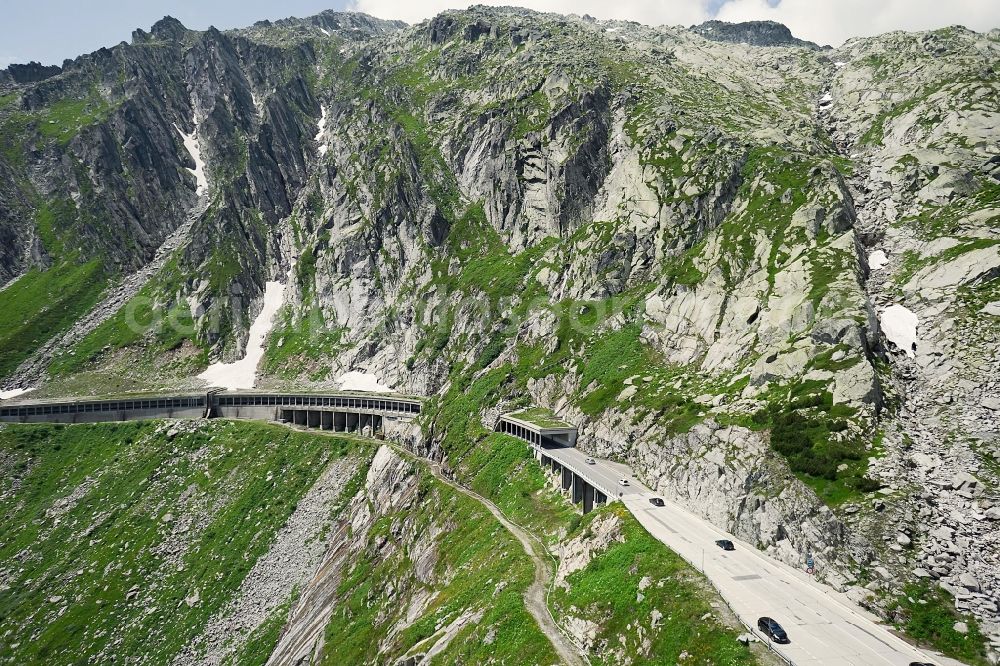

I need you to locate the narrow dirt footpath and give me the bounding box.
[424,460,588,666]
[272,423,588,665]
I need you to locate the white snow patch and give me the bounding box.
[175,124,208,196]
[198,281,286,390]
[834,61,846,68]
[819,92,833,105]
[315,106,328,157]
[319,27,330,36]
[868,249,889,271]
[0,387,33,401]
[337,371,392,393]
[880,304,919,358]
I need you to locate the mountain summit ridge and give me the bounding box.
[690,19,827,49]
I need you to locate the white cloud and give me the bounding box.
[348,0,1000,45]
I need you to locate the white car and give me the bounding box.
[585,457,596,465]
[618,478,630,486]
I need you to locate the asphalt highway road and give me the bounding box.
[540,443,957,666]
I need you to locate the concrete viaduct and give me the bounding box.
[0,391,421,436]
[3,394,612,512]
[495,412,613,514]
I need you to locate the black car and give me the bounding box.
[757,617,789,643]
[908,663,936,666]
[715,539,735,551]
[649,497,665,507]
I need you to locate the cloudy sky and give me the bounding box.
[2,0,998,68]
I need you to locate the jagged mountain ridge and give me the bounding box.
[0,8,998,661]
[690,19,826,49]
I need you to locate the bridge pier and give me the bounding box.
[571,473,583,504]
[583,483,595,514]
[493,412,615,515]
[277,408,392,436]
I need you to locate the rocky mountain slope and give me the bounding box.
[0,8,998,662]
[0,421,766,664]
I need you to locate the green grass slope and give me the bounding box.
[453,433,765,665]
[0,421,567,665]
[552,504,759,666]
[0,260,106,378]
[320,465,559,665]
[0,420,355,665]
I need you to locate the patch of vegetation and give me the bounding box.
[574,324,704,432]
[807,245,856,311]
[750,384,873,505]
[805,345,862,373]
[550,504,760,665]
[511,90,552,139]
[36,93,114,146]
[663,249,705,287]
[0,104,31,164]
[433,363,513,460]
[889,583,990,665]
[320,466,558,665]
[457,433,578,544]
[437,202,556,303]
[899,181,1000,240]
[223,599,294,666]
[34,198,81,259]
[47,273,206,379]
[0,90,114,163]
[0,421,359,664]
[261,305,349,381]
[894,238,1000,288]
[714,147,815,291]
[508,406,573,428]
[0,259,107,379]
[407,201,557,368]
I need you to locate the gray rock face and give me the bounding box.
[0,61,62,86]
[0,11,407,367]
[690,20,823,49]
[821,24,1000,653]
